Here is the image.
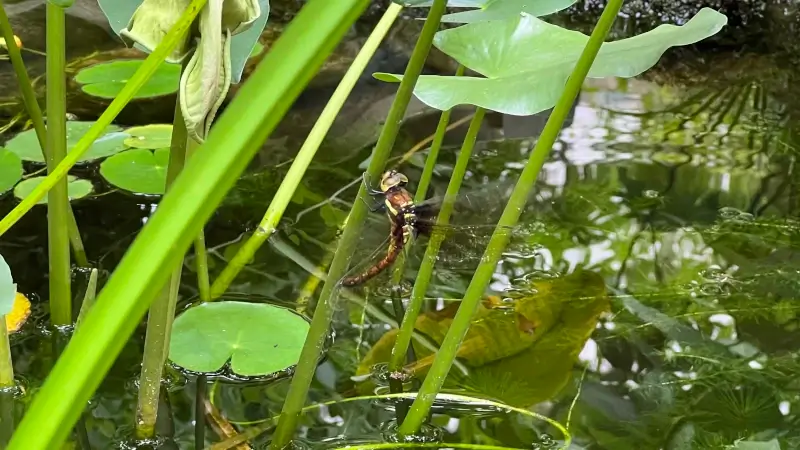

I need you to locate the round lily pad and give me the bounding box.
[4,121,129,163]
[169,301,310,377]
[13,175,93,205]
[99,148,169,195]
[123,124,173,149]
[74,59,181,99]
[0,149,23,194]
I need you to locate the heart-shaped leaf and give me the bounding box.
[99,148,170,195]
[169,301,310,377]
[4,121,129,163]
[75,60,181,100]
[374,8,727,115]
[0,253,16,316]
[0,149,23,194]
[406,0,577,23]
[123,124,173,149]
[13,176,94,205]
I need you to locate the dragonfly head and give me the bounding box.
[379,170,409,192]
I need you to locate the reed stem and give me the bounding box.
[208,3,403,300]
[398,0,626,435]
[75,268,98,329]
[186,139,211,302]
[0,320,12,388]
[269,1,448,447]
[45,2,72,326]
[0,0,88,268]
[0,320,12,447]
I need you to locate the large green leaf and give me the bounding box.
[406,0,577,23]
[99,148,170,195]
[4,121,129,163]
[74,60,181,99]
[14,176,93,205]
[169,301,309,376]
[375,8,727,115]
[96,0,270,84]
[0,253,16,316]
[0,150,23,195]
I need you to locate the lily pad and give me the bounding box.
[0,149,23,194]
[13,176,94,205]
[0,253,16,316]
[169,301,310,377]
[99,148,170,195]
[375,8,727,115]
[4,121,129,163]
[75,59,181,99]
[406,0,577,23]
[123,124,173,149]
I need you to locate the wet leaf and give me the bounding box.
[0,253,16,316]
[375,8,727,115]
[99,148,170,195]
[74,60,181,99]
[407,0,577,23]
[0,150,23,194]
[14,176,94,205]
[6,292,31,334]
[731,439,781,450]
[169,301,309,376]
[123,124,173,149]
[4,121,129,163]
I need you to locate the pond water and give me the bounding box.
[1,6,798,450]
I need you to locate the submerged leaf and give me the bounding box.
[123,124,174,149]
[375,8,727,115]
[14,176,94,205]
[74,60,181,100]
[407,0,577,23]
[0,150,23,194]
[99,148,170,195]
[169,301,310,376]
[0,254,15,316]
[4,121,129,163]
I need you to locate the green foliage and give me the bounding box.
[168,301,309,376]
[4,121,129,163]
[0,253,16,316]
[0,150,22,194]
[375,8,727,114]
[74,60,181,99]
[99,148,169,195]
[13,176,93,204]
[123,124,173,149]
[407,0,577,23]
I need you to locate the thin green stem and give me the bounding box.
[135,95,189,439]
[75,269,98,329]
[46,3,71,326]
[208,2,403,300]
[0,0,88,268]
[389,107,485,373]
[0,320,12,388]
[0,0,208,239]
[0,319,13,446]
[269,1,448,447]
[186,139,211,302]
[398,0,626,435]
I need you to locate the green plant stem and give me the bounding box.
[0,320,12,388]
[208,2,403,300]
[186,139,211,302]
[0,0,208,239]
[135,96,189,439]
[0,0,88,268]
[75,268,98,329]
[389,107,485,373]
[397,0,626,435]
[5,1,369,448]
[0,319,13,447]
[268,1,448,447]
[46,2,72,326]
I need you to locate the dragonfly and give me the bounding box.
[339,170,548,288]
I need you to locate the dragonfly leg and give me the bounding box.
[359,194,385,213]
[362,172,384,196]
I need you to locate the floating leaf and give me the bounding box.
[0,254,16,316]
[375,8,727,115]
[4,121,129,163]
[123,124,173,149]
[6,293,30,334]
[169,301,310,376]
[731,439,782,450]
[0,150,23,194]
[99,148,169,195]
[406,0,577,23]
[14,176,94,205]
[74,59,181,100]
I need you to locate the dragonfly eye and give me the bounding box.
[380,171,409,191]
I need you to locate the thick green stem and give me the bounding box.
[398,0,626,435]
[389,107,485,372]
[0,320,12,447]
[186,139,211,302]
[208,3,403,300]
[269,1,448,447]
[46,3,71,326]
[0,0,88,268]
[135,97,189,439]
[0,320,12,388]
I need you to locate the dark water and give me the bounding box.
[2,6,800,450]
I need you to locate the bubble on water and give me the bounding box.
[532,433,560,449]
[643,189,661,199]
[718,206,754,223]
[380,419,443,444]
